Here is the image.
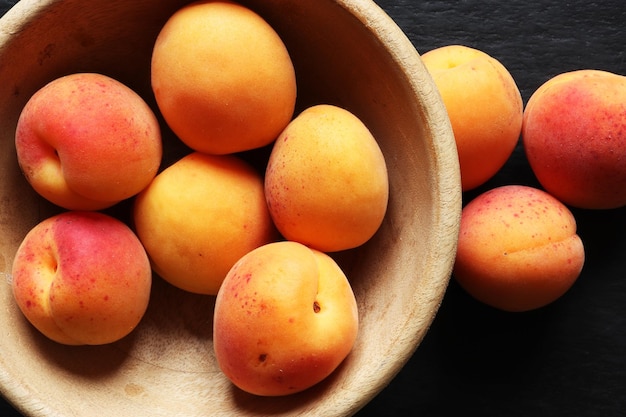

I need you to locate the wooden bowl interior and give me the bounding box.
[0,0,460,416]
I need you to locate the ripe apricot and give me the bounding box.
[264,104,388,252]
[522,69,626,209]
[15,73,162,210]
[421,45,523,191]
[151,1,297,155]
[454,185,585,312]
[214,241,358,396]
[12,211,152,345]
[133,152,277,295]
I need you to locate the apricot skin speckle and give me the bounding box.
[453,185,585,312]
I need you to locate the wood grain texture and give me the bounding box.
[0,0,460,416]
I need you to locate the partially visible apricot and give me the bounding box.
[151,0,296,155]
[522,69,626,209]
[421,45,523,191]
[453,185,585,312]
[264,104,388,252]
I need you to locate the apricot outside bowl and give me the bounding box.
[0,0,460,416]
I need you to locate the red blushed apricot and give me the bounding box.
[11,211,152,345]
[15,73,162,211]
[522,69,626,209]
[453,185,585,312]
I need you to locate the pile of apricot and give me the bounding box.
[422,44,626,312]
[11,1,389,397]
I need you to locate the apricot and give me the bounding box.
[453,185,585,312]
[213,241,358,396]
[11,211,152,345]
[15,72,162,210]
[421,45,523,191]
[133,152,276,295]
[151,0,297,155]
[264,104,388,252]
[522,69,626,209]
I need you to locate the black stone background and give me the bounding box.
[1,0,625,416]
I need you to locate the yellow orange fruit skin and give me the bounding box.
[15,73,162,210]
[151,0,297,155]
[133,152,277,295]
[421,45,523,191]
[11,211,152,345]
[264,104,389,252]
[453,185,585,312]
[522,69,626,209]
[213,241,358,396]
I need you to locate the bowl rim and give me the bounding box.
[330,0,461,410]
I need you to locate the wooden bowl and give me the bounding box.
[0,0,460,415]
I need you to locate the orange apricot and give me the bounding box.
[421,45,523,191]
[454,185,585,312]
[264,104,388,252]
[151,0,297,155]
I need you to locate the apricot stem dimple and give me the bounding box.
[313,300,320,313]
[259,353,267,362]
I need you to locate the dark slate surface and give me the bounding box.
[1,1,625,416]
